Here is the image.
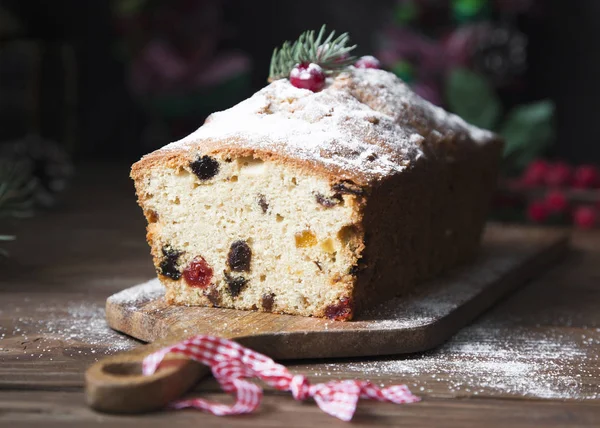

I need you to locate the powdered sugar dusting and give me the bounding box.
[345,68,494,144]
[1,297,138,360]
[108,277,165,310]
[157,68,497,184]
[348,249,517,330]
[297,322,599,400]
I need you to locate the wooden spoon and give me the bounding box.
[85,337,209,414]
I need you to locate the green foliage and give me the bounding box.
[446,68,502,130]
[391,60,415,83]
[268,25,357,82]
[445,68,555,172]
[394,0,418,25]
[500,100,555,170]
[452,0,491,23]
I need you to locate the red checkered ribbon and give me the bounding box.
[142,335,419,421]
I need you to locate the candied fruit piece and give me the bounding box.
[315,192,342,208]
[262,293,275,312]
[224,271,248,297]
[258,194,269,213]
[183,256,213,288]
[325,297,353,321]
[190,155,220,180]
[295,230,317,248]
[320,238,336,254]
[332,180,364,196]
[227,240,252,272]
[338,225,361,249]
[147,210,159,223]
[159,246,181,280]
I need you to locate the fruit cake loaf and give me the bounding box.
[131,64,502,321]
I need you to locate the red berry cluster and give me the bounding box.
[289,56,380,92]
[520,160,599,229]
[521,160,600,188]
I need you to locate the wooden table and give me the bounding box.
[1,163,599,427]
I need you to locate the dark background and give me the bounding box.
[1,0,599,162]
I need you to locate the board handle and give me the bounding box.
[85,341,210,414]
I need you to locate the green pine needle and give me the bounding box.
[268,25,357,82]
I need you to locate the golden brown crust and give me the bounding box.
[131,143,357,188]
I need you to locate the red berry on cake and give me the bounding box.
[573,206,597,229]
[545,162,572,187]
[527,201,549,223]
[545,190,568,214]
[354,55,381,69]
[572,165,600,189]
[289,62,326,92]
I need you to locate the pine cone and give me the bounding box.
[0,135,73,208]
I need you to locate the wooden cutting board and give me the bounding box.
[86,225,569,413]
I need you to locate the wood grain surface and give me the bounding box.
[1,164,599,426]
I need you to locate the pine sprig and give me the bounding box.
[268,25,357,82]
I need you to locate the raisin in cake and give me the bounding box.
[131,67,502,321]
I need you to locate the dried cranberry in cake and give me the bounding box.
[315,192,342,208]
[332,180,365,196]
[325,297,353,321]
[183,256,213,288]
[258,194,269,213]
[224,271,248,297]
[190,155,220,180]
[227,240,252,272]
[159,246,182,280]
[261,293,275,312]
